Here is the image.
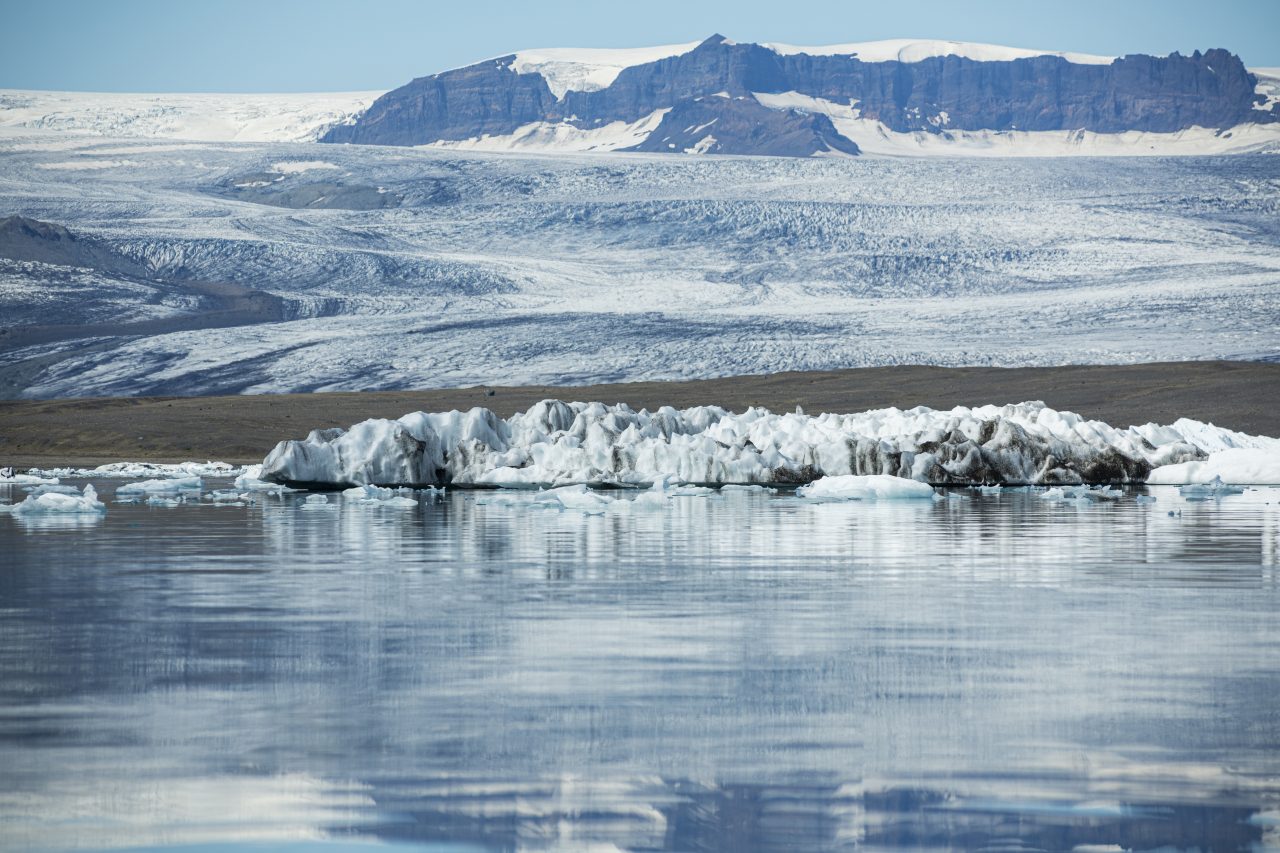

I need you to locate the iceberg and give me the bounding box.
[257,400,1280,489]
[796,475,936,501]
[1147,448,1280,485]
[0,484,106,515]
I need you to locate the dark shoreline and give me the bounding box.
[1,361,1277,468]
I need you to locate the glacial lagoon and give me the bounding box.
[2,479,1279,851]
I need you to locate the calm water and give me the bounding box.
[1,480,1279,852]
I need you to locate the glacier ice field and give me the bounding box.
[1,130,1278,398]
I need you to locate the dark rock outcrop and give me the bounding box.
[625,96,861,156]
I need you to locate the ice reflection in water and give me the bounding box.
[0,481,1278,851]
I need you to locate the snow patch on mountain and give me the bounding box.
[425,109,671,153]
[760,38,1115,65]
[1255,68,1280,113]
[752,91,1280,156]
[509,41,703,99]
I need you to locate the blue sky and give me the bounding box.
[3,0,1278,92]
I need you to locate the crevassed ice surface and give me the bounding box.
[1,134,1278,397]
[1,479,1279,851]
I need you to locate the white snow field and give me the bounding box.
[1,130,1278,399]
[256,400,1280,488]
[0,90,379,142]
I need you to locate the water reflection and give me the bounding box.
[1,483,1278,850]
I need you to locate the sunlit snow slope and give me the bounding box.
[0,90,379,142]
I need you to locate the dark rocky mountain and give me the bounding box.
[628,96,862,156]
[328,34,1277,157]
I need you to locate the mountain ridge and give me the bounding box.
[322,34,1280,157]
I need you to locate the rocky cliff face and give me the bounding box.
[322,35,1279,156]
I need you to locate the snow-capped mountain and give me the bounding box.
[2,40,1278,157]
[324,34,1280,157]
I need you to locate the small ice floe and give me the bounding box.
[0,471,60,486]
[32,461,243,479]
[668,484,715,497]
[203,489,249,505]
[1179,476,1245,500]
[234,464,291,493]
[1039,484,1122,503]
[25,484,79,496]
[720,484,778,494]
[795,474,936,501]
[0,484,106,515]
[1135,494,1157,504]
[146,496,184,507]
[538,484,615,515]
[341,484,419,508]
[116,476,203,496]
[300,494,336,511]
[474,479,699,514]
[975,484,1004,495]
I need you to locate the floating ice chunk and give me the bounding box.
[117,476,203,495]
[668,484,715,496]
[1040,487,1066,501]
[31,461,243,479]
[796,474,936,501]
[146,496,183,507]
[300,494,336,511]
[1081,485,1123,501]
[1178,476,1246,500]
[25,484,79,496]
[343,484,397,500]
[720,484,778,494]
[1135,494,1157,504]
[372,495,419,508]
[1148,448,1280,485]
[0,484,106,515]
[340,484,430,507]
[976,485,1003,495]
[537,484,615,514]
[0,472,60,485]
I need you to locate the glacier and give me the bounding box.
[1,133,1278,399]
[257,400,1280,488]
